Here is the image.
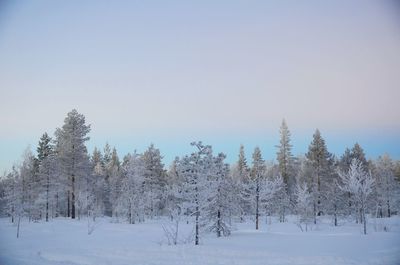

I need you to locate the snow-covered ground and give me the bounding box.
[0,216,399,265]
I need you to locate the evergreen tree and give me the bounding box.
[305,129,334,223]
[55,109,91,219]
[36,133,54,222]
[276,119,294,192]
[143,144,167,217]
[251,147,265,230]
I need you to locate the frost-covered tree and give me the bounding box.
[231,145,251,221]
[202,152,237,237]
[105,146,121,219]
[119,153,146,224]
[143,144,167,218]
[373,154,400,218]
[276,119,294,192]
[305,129,334,223]
[295,182,313,231]
[351,143,368,171]
[178,141,212,245]
[338,159,374,234]
[250,147,265,230]
[260,175,284,226]
[55,109,91,219]
[36,133,54,221]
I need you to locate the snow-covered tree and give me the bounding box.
[36,133,54,222]
[250,147,265,230]
[143,144,167,218]
[276,119,294,193]
[295,182,313,231]
[373,154,400,218]
[338,159,375,234]
[202,152,238,237]
[231,145,251,221]
[55,109,91,219]
[305,129,334,223]
[178,141,212,245]
[119,153,146,224]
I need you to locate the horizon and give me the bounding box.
[1,0,400,172]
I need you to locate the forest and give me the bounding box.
[1,109,399,242]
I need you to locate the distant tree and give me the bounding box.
[178,141,212,245]
[202,152,237,237]
[231,145,251,222]
[142,144,167,218]
[119,152,146,224]
[250,147,265,230]
[373,154,400,218]
[276,119,294,192]
[55,109,91,219]
[36,133,54,222]
[295,182,313,231]
[350,143,368,170]
[338,159,374,235]
[305,129,334,223]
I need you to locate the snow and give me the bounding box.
[0,216,399,265]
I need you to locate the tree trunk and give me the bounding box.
[387,200,391,218]
[362,204,367,235]
[334,203,337,226]
[255,183,259,230]
[195,205,199,245]
[217,210,221,237]
[17,216,21,238]
[71,175,76,219]
[46,173,49,222]
[67,190,70,217]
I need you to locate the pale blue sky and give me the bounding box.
[0,0,399,171]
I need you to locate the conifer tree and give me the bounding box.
[251,147,265,230]
[276,119,294,192]
[55,109,91,219]
[305,129,334,223]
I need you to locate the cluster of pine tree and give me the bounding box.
[0,110,399,241]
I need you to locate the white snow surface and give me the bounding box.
[0,216,399,265]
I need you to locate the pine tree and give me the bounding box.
[178,141,212,245]
[251,147,265,230]
[142,144,167,218]
[202,152,237,237]
[55,109,91,219]
[350,143,368,170]
[232,145,251,221]
[276,119,294,191]
[305,129,334,223]
[36,133,54,222]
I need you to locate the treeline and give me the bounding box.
[0,110,399,240]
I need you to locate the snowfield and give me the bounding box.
[0,216,399,265]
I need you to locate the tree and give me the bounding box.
[276,119,294,192]
[351,143,368,170]
[36,133,54,222]
[231,145,251,222]
[143,144,167,218]
[305,129,334,223]
[178,141,212,245]
[55,109,91,219]
[119,152,146,224]
[250,147,265,230]
[373,154,400,218]
[295,182,313,231]
[105,146,121,219]
[338,159,374,234]
[202,152,237,237]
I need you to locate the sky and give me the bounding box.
[0,0,399,172]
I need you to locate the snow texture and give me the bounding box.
[0,216,399,265]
